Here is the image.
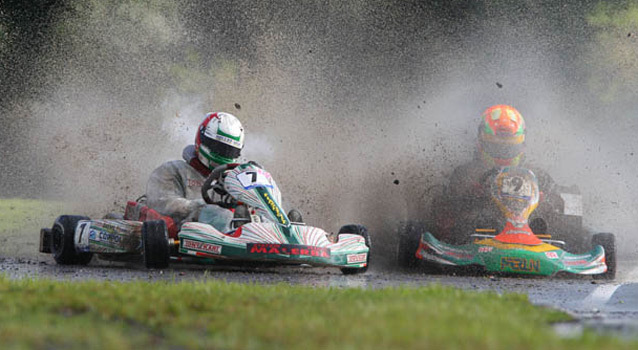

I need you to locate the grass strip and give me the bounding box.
[0,198,62,233]
[0,276,636,350]
[0,198,69,257]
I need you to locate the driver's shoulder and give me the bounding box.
[155,159,191,173]
[450,159,487,181]
[149,159,197,180]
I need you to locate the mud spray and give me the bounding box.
[3,1,637,268]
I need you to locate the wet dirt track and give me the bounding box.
[2,254,637,338]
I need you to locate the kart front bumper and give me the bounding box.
[415,232,607,276]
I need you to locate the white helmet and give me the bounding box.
[195,112,245,169]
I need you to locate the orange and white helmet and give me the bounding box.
[195,112,244,170]
[477,105,526,167]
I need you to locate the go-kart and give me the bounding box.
[39,162,371,274]
[397,167,616,279]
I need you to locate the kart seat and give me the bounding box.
[124,201,178,239]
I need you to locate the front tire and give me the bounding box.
[338,224,371,275]
[592,232,616,280]
[50,215,93,265]
[397,221,424,269]
[142,220,170,269]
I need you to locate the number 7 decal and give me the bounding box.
[237,170,273,189]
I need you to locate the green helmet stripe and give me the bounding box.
[482,117,495,135]
[199,146,237,165]
[217,127,242,142]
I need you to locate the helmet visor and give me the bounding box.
[480,139,524,159]
[203,138,242,160]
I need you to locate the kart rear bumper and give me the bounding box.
[39,228,52,254]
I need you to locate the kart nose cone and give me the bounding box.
[490,167,540,223]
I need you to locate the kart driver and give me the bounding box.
[431,104,561,242]
[145,112,246,232]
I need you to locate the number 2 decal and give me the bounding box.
[502,176,532,197]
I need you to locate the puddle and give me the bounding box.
[554,317,638,340]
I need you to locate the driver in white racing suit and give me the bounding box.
[146,112,245,232]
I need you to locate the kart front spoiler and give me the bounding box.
[415,232,607,276]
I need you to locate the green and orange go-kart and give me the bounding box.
[397,167,616,279]
[39,162,371,274]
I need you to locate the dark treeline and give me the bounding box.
[1,0,602,108]
[1,0,65,103]
[0,0,621,197]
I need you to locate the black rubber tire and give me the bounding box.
[397,221,425,269]
[592,232,616,280]
[287,209,304,223]
[338,224,371,275]
[50,215,93,265]
[142,220,170,269]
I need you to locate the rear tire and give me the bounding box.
[397,221,424,269]
[142,220,170,269]
[50,215,93,265]
[592,233,616,280]
[338,224,371,275]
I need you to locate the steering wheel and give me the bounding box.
[201,163,239,205]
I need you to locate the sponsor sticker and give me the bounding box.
[212,133,243,148]
[88,226,122,245]
[545,251,559,259]
[247,243,330,258]
[478,246,493,253]
[259,191,288,225]
[188,178,204,188]
[560,193,583,216]
[182,239,222,255]
[442,249,474,260]
[500,257,540,272]
[346,253,367,264]
[564,259,589,266]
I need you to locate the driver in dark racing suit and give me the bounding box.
[431,104,564,243]
[145,112,245,232]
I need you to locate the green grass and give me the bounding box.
[0,198,62,232]
[0,276,636,350]
[0,198,67,257]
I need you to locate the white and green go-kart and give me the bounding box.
[39,162,371,274]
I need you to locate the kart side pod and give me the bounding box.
[40,215,170,268]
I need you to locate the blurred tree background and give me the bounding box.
[0,0,636,211]
[5,0,630,120]
[586,0,638,103]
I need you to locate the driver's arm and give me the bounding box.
[531,167,562,212]
[146,161,205,224]
[448,162,487,199]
